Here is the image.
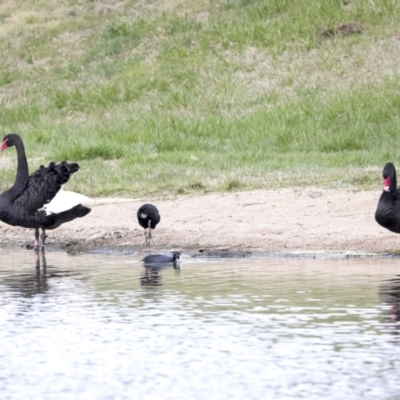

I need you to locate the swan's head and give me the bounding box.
[0,133,21,152]
[383,162,396,192]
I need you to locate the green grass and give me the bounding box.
[0,0,400,196]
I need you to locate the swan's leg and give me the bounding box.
[143,228,149,245]
[40,228,47,249]
[34,228,40,249]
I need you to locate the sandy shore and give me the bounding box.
[0,188,398,257]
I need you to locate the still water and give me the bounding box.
[0,249,400,400]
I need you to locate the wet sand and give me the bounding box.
[0,188,398,258]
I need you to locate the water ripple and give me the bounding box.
[0,250,399,399]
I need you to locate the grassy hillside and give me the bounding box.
[0,0,400,196]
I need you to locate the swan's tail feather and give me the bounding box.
[47,205,91,229]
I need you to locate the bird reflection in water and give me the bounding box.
[140,253,181,287]
[11,269,48,299]
[3,254,82,302]
[140,266,164,287]
[35,247,47,269]
[379,275,400,328]
[3,264,49,300]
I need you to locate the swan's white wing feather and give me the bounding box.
[39,187,134,215]
[39,187,92,215]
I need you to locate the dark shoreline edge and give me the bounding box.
[0,238,393,259]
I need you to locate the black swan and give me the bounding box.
[375,162,400,234]
[137,203,160,245]
[142,251,181,265]
[0,133,91,249]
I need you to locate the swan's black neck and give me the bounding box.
[390,169,397,193]
[14,136,29,184]
[4,135,30,199]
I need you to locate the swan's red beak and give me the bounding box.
[0,139,8,152]
[384,177,391,191]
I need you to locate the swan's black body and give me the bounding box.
[0,133,91,248]
[137,203,160,245]
[375,162,400,234]
[142,251,181,265]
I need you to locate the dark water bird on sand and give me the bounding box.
[137,203,160,245]
[0,133,91,250]
[142,251,181,268]
[375,162,400,234]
